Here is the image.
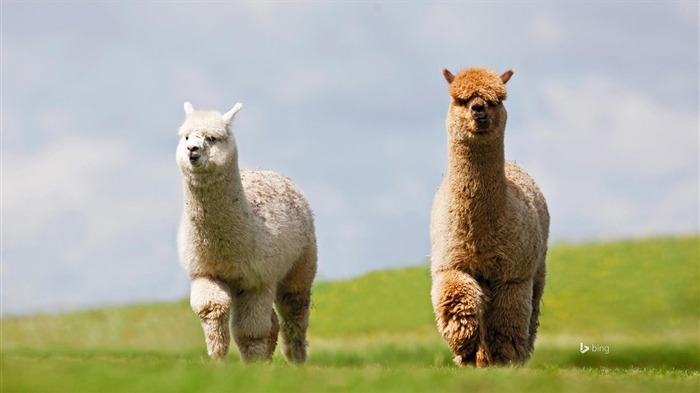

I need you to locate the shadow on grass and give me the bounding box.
[308,344,456,368]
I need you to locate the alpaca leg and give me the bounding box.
[268,309,280,358]
[431,269,487,367]
[276,246,317,364]
[483,281,533,366]
[231,287,278,363]
[190,276,233,360]
[528,264,546,353]
[275,290,312,363]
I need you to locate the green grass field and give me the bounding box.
[3,236,699,392]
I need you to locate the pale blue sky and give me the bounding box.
[3,2,698,315]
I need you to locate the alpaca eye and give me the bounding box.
[455,98,468,106]
[206,136,218,143]
[185,136,189,140]
[487,101,497,107]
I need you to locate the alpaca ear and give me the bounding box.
[442,69,455,84]
[184,102,195,116]
[501,69,514,84]
[222,103,243,125]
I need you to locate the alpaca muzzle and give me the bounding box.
[188,145,201,161]
[471,99,490,130]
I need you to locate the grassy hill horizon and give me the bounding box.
[3,235,699,392]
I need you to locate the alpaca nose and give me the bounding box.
[471,98,488,123]
[188,145,201,160]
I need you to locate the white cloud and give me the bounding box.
[369,136,436,219]
[645,179,699,235]
[370,173,432,218]
[670,1,699,24]
[541,76,697,176]
[171,67,224,108]
[515,75,699,240]
[37,107,81,139]
[4,136,128,242]
[3,135,180,246]
[305,181,372,279]
[2,135,183,314]
[530,9,567,47]
[2,36,62,97]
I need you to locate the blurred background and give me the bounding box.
[3,2,698,315]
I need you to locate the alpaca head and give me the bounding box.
[176,102,242,175]
[443,67,513,143]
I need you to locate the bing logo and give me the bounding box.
[579,342,610,354]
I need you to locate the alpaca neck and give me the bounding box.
[182,163,254,248]
[446,137,507,240]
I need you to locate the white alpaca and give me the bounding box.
[176,102,317,363]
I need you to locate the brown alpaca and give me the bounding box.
[430,67,549,367]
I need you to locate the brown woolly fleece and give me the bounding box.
[445,67,509,103]
[430,67,549,367]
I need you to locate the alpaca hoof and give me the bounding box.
[282,341,308,364]
[208,350,228,360]
[454,355,475,368]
